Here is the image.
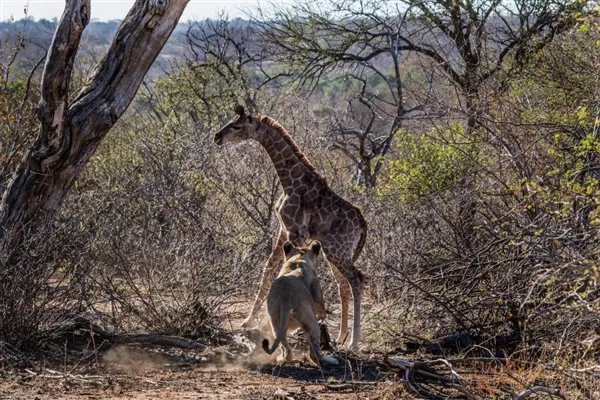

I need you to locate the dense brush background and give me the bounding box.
[0,2,599,393]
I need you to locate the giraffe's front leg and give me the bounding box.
[241,227,287,328]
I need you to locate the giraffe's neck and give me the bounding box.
[253,124,315,196]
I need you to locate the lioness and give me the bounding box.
[262,241,338,366]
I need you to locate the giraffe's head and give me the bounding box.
[214,105,257,145]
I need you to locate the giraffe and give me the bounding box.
[213,105,367,349]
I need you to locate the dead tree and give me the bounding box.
[0,0,190,256]
[184,17,292,116]
[395,0,586,135]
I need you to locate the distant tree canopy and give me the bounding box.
[254,0,590,187]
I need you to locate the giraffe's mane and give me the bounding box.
[253,113,327,184]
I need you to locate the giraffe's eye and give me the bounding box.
[231,125,241,130]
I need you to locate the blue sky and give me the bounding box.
[0,0,267,22]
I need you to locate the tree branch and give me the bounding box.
[36,0,90,150]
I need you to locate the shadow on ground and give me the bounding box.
[247,352,388,383]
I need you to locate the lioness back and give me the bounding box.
[262,241,335,366]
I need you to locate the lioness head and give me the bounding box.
[282,241,321,273]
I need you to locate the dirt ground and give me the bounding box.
[2,301,590,399]
[0,302,405,400]
[0,340,401,400]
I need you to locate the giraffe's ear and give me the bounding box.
[311,241,321,255]
[283,241,294,256]
[234,104,245,116]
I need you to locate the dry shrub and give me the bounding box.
[360,146,600,363]
[0,222,92,354]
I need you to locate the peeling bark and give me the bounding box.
[0,0,190,254]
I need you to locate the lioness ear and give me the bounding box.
[234,104,245,116]
[311,242,321,255]
[283,241,294,255]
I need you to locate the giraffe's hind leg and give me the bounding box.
[324,248,364,350]
[348,272,364,349]
[241,226,288,328]
[327,252,364,350]
[326,260,351,345]
[336,260,363,350]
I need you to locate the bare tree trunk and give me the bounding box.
[0,0,190,254]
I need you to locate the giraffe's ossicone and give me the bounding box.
[214,105,367,349]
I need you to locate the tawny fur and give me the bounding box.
[261,242,333,366]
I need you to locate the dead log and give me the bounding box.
[113,333,206,350]
[64,318,207,351]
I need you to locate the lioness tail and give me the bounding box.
[262,308,290,355]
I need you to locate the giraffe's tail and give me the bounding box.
[353,207,368,263]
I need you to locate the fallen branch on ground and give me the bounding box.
[22,368,168,386]
[386,356,567,400]
[66,318,206,350]
[323,381,377,392]
[23,368,107,383]
[112,333,206,349]
[385,356,481,399]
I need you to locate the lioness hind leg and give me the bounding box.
[302,314,323,366]
[304,318,339,367]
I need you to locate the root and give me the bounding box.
[386,356,565,400]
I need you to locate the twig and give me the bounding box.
[570,365,600,373]
[323,381,377,391]
[510,386,567,400]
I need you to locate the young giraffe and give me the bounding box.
[214,105,367,349]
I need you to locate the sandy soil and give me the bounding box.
[0,343,399,400]
[0,305,401,400]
